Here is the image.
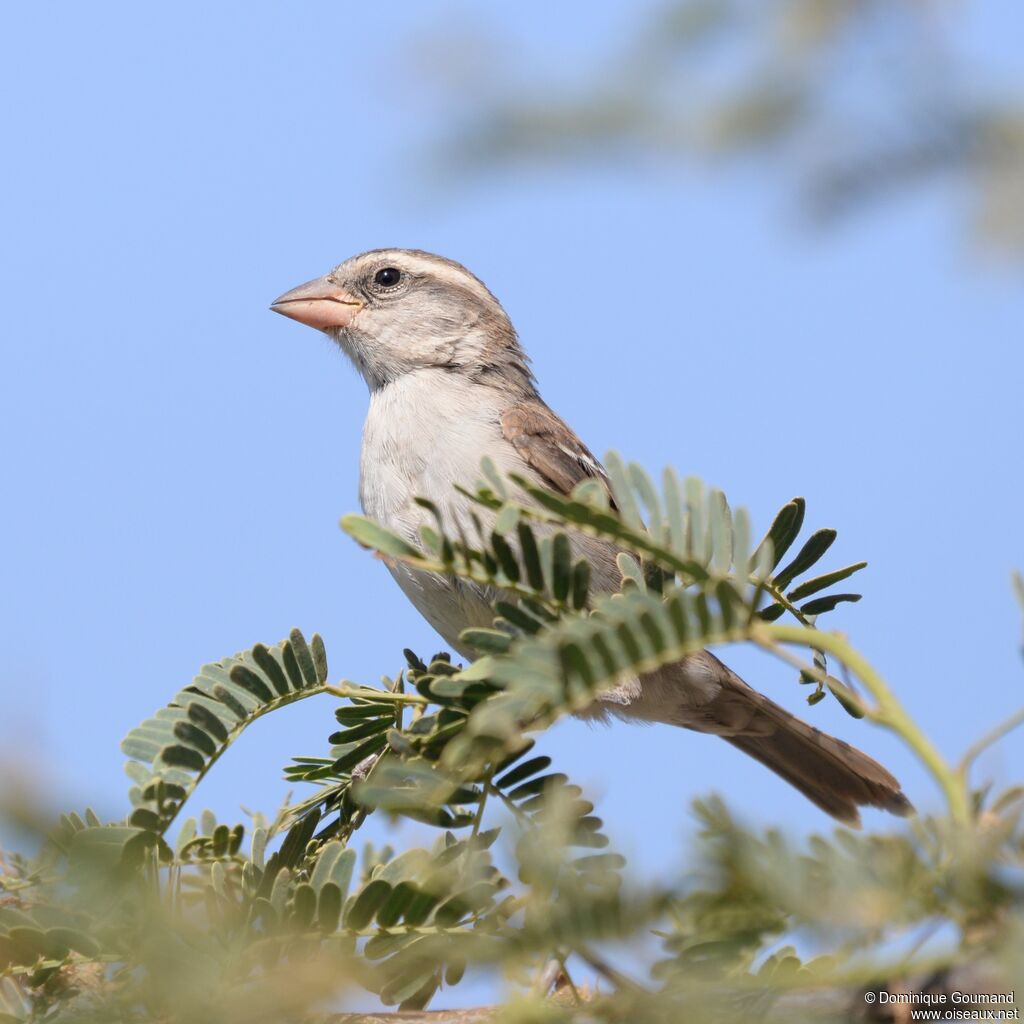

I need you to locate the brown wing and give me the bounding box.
[500,400,612,500]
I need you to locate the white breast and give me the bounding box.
[360,370,514,533]
[354,369,694,718]
[358,370,521,653]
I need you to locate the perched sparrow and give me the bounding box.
[272,249,912,825]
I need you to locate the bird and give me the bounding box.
[271,248,912,826]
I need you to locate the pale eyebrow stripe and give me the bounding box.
[397,253,499,308]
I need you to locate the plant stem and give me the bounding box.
[325,684,428,706]
[155,684,428,843]
[488,783,531,825]
[471,772,492,837]
[757,624,970,822]
[958,705,1024,777]
[758,579,817,629]
[577,945,646,993]
[758,639,867,717]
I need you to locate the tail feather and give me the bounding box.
[725,717,913,826]
[675,655,913,826]
[616,651,914,826]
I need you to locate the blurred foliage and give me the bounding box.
[2,461,1023,1021]
[421,0,1024,253]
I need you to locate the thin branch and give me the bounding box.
[555,952,584,1005]
[576,945,647,994]
[754,635,870,718]
[958,705,1024,776]
[757,623,970,823]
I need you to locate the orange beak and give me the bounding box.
[270,276,363,331]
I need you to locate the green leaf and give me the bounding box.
[828,682,866,719]
[490,531,520,582]
[509,773,567,801]
[685,476,707,563]
[479,455,508,500]
[709,489,733,574]
[604,451,643,529]
[616,552,645,590]
[572,478,610,510]
[629,463,663,540]
[787,561,868,601]
[664,466,687,556]
[211,685,248,721]
[278,808,320,869]
[291,883,316,929]
[331,734,388,774]
[187,702,228,743]
[388,728,415,755]
[311,632,329,683]
[229,665,274,704]
[341,514,423,559]
[517,522,544,591]
[460,628,512,654]
[251,827,267,870]
[551,532,572,603]
[571,560,591,610]
[211,824,231,857]
[383,966,439,1009]
[159,745,205,772]
[494,601,543,634]
[252,643,291,696]
[733,506,752,576]
[128,808,163,832]
[290,628,320,687]
[773,528,837,591]
[345,879,392,930]
[172,721,216,757]
[336,702,394,722]
[317,882,343,932]
[281,641,305,690]
[754,498,806,570]
[376,880,418,928]
[799,593,861,615]
[329,848,357,900]
[494,503,520,534]
[309,841,346,891]
[269,867,292,915]
[400,890,440,927]
[176,817,198,856]
[210,860,227,896]
[573,852,626,872]
[328,717,391,746]
[495,755,552,790]
[120,735,162,761]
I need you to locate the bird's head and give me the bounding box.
[271,248,533,393]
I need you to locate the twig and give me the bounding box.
[555,952,584,1005]
[754,637,869,717]
[958,705,1024,776]
[576,945,646,994]
[756,624,970,823]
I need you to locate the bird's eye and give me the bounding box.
[373,267,402,288]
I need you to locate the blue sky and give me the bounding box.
[2,0,1023,1005]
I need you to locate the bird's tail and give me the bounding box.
[610,651,913,826]
[721,696,913,827]
[645,652,914,826]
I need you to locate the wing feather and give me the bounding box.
[500,400,611,499]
